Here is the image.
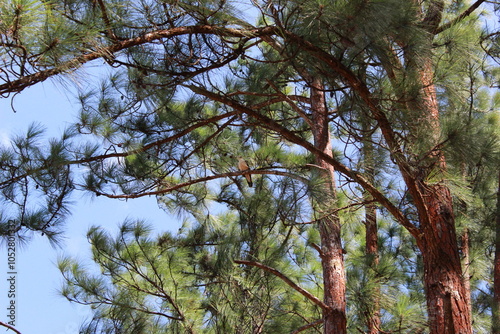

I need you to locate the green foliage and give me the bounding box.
[0,123,75,244]
[59,206,321,333]
[1,0,499,332]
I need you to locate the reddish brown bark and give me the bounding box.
[0,25,277,96]
[415,184,472,334]
[310,78,347,334]
[401,52,472,332]
[408,41,471,332]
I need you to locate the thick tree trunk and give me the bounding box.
[310,78,347,334]
[493,171,500,333]
[416,184,472,334]
[401,20,472,329]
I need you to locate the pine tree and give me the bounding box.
[1,0,499,332]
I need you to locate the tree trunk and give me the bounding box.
[310,78,347,334]
[458,163,473,321]
[402,21,472,330]
[416,184,472,334]
[362,117,381,334]
[365,200,381,334]
[460,228,472,321]
[493,171,500,333]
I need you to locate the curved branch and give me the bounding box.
[0,25,277,96]
[233,260,329,311]
[91,169,308,199]
[0,322,22,334]
[290,319,323,334]
[435,0,487,34]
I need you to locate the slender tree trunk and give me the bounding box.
[362,117,381,334]
[493,171,500,333]
[458,163,473,321]
[460,229,472,321]
[310,78,346,334]
[365,200,381,334]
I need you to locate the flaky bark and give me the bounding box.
[310,78,347,334]
[415,184,471,333]
[406,16,472,330]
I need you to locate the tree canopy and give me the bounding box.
[1,0,499,333]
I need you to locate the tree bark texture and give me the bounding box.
[405,63,472,333]
[415,184,471,334]
[398,14,472,329]
[310,78,347,334]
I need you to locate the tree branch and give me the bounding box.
[233,260,329,311]
[290,319,323,334]
[90,169,308,199]
[96,0,117,40]
[435,0,487,34]
[184,84,419,238]
[0,111,237,188]
[0,25,277,96]
[0,322,22,334]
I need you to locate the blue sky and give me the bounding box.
[0,70,180,334]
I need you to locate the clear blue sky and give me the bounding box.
[0,68,180,334]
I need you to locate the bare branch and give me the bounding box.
[0,322,22,334]
[90,169,308,199]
